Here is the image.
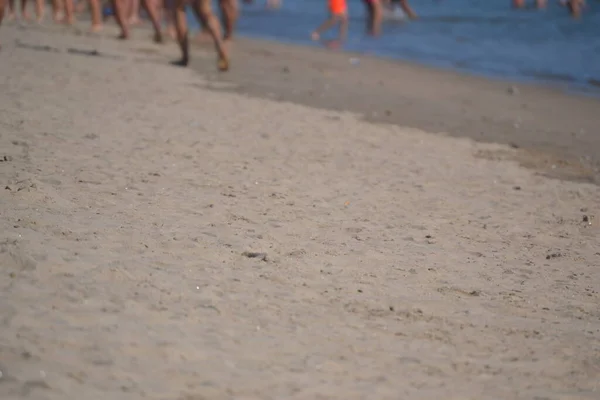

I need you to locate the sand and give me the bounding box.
[1,19,600,400]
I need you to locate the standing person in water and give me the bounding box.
[362,0,383,36]
[512,0,547,8]
[560,0,584,17]
[311,0,348,42]
[172,0,230,70]
[386,0,417,19]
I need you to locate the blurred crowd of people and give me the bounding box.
[0,0,590,68]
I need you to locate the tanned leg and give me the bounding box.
[339,12,347,41]
[141,0,163,42]
[52,0,62,21]
[7,0,15,20]
[61,0,74,23]
[34,0,43,21]
[569,0,582,18]
[370,0,382,35]
[21,0,31,21]
[164,0,176,38]
[398,0,416,19]
[89,0,102,30]
[219,0,237,41]
[112,0,129,38]
[173,0,189,65]
[192,0,228,70]
[0,0,5,48]
[127,0,140,24]
[311,14,341,41]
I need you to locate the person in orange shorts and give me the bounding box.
[311,0,348,42]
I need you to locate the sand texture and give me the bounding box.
[1,22,600,400]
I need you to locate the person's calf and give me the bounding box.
[219,0,238,41]
[0,0,5,49]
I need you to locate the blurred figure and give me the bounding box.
[0,0,5,49]
[560,0,584,17]
[53,0,74,24]
[362,0,383,36]
[512,0,547,8]
[311,0,348,42]
[6,0,15,20]
[385,0,417,19]
[111,0,162,41]
[20,0,45,21]
[73,0,102,30]
[196,0,238,42]
[241,0,280,8]
[219,0,237,40]
[89,0,102,30]
[127,0,140,24]
[163,0,176,38]
[172,0,229,70]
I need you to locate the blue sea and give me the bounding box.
[189,0,600,93]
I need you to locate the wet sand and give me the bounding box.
[1,19,600,400]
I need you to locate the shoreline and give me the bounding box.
[4,18,600,184]
[212,35,600,185]
[239,32,600,100]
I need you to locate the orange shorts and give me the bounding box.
[329,0,347,14]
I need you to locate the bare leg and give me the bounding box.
[569,0,582,17]
[311,15,341,41]
[34,0,43,21]
[7,0,15,19]
[173,0,189,65]
[535,0,546,8]
[0,0,5,46]
[163,0,175,38]
[21,0,31,20]
[140,0,162,42]
[128,0,140,24]
[192,0,229,70]
[52,0,63,21]
[367,0,382,36]
[112,0,129,37]
[219,0,237,41]
[338,12,347,41]
[89,0,102,30]
[74,0,86,12]
[193,5,211,42]
[398,0,416,19]
[512,0,525,8]
[60,0,74,23]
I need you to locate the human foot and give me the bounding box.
[217,55,229,71]
[170,57,188,67]
[90,23,103,32]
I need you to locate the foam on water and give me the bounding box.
[188,0,600,92]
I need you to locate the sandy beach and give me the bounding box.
[1,18,600,400]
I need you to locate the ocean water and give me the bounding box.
[189,1,600,92]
